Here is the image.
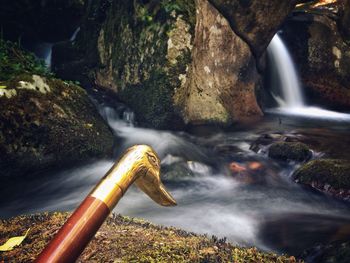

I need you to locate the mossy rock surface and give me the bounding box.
[0,74,114,177]
[293,159,350,190]
[268,142,312,162]
[53,0,195,129]
[0,212,301,262]
[0,39,114,177]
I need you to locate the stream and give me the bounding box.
[0,104,349,257]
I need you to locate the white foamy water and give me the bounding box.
[267,34,304,107]
[1,107,350,255]
[267,34,350,122]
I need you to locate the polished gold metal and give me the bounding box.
[90,145,177,210]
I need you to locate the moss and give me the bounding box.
[0,213,302,262]
[119,70,179,129]
[268,142,312,162]
[59,0,196,129]
[293,159,350,190]
[0,73,114,177]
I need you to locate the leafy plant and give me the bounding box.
[0,39,52,81]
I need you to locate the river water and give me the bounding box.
[1,103,349,257]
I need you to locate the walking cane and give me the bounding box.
[35,145,176,263]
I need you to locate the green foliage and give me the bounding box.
[135,5,154,23]
[0,40,52,81]
[161,0,182,13]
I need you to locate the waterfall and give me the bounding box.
[267,34,304,108]
[267,34,350,121]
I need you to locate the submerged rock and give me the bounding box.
[0,74,114,177]
[268,142,312,162]
[0,212,301,262]
[293,159,350,201]
[301,240,350,263]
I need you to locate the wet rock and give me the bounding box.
[301,240,350,263]
[282,3,350,111]
[259,212,350,256]
[208,0,298,58]
[162,162,195,181]
[268,142,312,162]
[0,74,114,177]
[250,132,304,155]
[293,159,350,201]
[52,0,264,128]
[0,0,86,42]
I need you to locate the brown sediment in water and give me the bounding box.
[0,212,301,262]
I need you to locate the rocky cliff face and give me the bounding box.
[174,0,262,125]
[52,0,294,128]
[208,0,298,58]
[282,3,350,111]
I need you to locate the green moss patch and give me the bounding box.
[0,213,301,262]
[268,142,312,162]
[0,73,114,177]
[293,159,350,190]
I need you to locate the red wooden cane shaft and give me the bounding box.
[34,145,176,262]
[35,196,110,263]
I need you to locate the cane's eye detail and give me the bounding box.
[147,153,158,167]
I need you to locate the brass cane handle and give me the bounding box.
[35,145,176,263]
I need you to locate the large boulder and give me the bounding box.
[52,0,268,128]
[0,74,114,177]
[282,4,350,111]
[0,0,86,42]
[208,0,298,58]
[174,0,262,125]
[0,40,114,178]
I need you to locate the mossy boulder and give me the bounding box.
[0,212,301,262]
[53,0,196,129]
[293,159,350,190]
[0,74,114,177]
[52,0,265,129]
[268,142,312,162]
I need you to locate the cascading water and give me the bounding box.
[267,34,304,108]
[267,34,350,121]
